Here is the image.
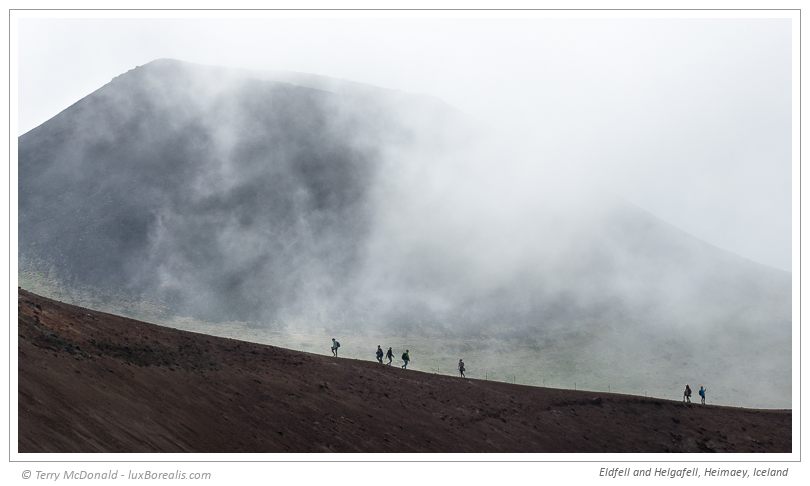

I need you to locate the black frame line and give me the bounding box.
[7,7,802,464]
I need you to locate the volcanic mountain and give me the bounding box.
[18,59,791,408]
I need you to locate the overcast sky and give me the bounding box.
[16,15,793,271]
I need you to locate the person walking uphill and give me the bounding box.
[699,385,707,405]
[386,347,394,365]
[401,350,410,369]
[331,338,340,357]
[458,359,465,378]
[376,345,384,364]
[683,384,692,403]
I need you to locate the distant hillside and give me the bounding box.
[18,59,791,407]
[18,289,791,453]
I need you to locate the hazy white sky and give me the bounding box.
[16,15,793,270]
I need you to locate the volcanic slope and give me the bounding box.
[18,289,790,453]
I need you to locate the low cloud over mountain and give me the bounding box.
[18,59,791,406]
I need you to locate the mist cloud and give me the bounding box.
[17,51,792,407]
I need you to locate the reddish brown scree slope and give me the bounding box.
[18,288,791,453]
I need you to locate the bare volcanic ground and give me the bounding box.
[18,289,791,453]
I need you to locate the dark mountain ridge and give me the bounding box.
[18,289,791,453]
